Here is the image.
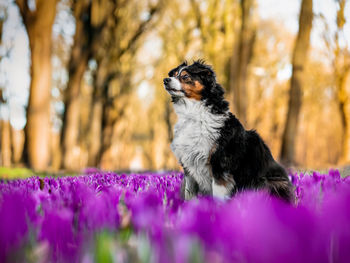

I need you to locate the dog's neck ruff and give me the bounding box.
[173,98,227,118]
[171,99,228,193]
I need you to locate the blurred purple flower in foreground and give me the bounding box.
[0,170,349,262]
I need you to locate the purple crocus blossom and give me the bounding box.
[0,170,350,262]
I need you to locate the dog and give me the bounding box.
[163,60,294,202]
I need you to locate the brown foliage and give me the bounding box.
[3,0,350,171]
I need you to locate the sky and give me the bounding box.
[0,0,350,130]
[0,2,29,129]
[259,0,350,46]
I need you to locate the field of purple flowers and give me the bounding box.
[1,169,350,263]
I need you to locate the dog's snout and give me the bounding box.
[163,78,171,85]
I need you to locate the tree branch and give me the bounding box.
[116,4,161,59]
[98,2,162,86]
[0,16,4,45]
[190,0,202,30]
[15,0,33,24]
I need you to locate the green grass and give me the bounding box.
[1,166,349,180]
[0,166,34,179]
[0,167,81,179]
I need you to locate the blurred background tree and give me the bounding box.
[0,5,11,167]
[229,0,256,127]
[16,0,59,170]
[0,0,349,172]
[280,0,313,165]
[332,0,350,163]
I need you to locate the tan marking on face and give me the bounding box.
[182,81,204,100]
[180,71,187,77]
[179,71,204,100]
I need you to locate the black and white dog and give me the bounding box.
[163,60,294,202]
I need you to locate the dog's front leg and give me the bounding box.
[181,171,199,200]
[212,175,235,200]
[210,149,236,199]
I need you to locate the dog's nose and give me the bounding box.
[163,78,171,85]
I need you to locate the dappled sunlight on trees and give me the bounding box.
[0,0,349,171]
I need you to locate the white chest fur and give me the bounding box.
[171,99,227,193]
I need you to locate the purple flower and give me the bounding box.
[0,191,36,262]
[39,208,80,262]
[1,169,350,262]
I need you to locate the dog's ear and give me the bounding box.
[200,68,214,78]
[188,60,216,81]
[192,67,216,86]
[191,67,214,77]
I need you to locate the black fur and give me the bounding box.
[168,60,230,114]
[210,113,294,202]
[168,60,295,202]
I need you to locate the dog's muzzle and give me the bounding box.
[163,77,184,94]
[163,78,171,85]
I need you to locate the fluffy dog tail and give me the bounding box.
[265,164,295,203]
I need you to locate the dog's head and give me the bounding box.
[163,60,224,103]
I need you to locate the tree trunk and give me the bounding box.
[60,1,93,170]
[332,0,350,164]
[61,0,115,170]
[98,79,129,168]
[87,99,103,167]
[16,0,58,170]
[87,60,108,167]
[1,119,11,167]
[280,0,313,166]
[11,127,25,165]
[51,130,62,170]
[229,0,256,127]
[99,97,118,168]
[0,14,5,58]
[61,50,90,170]
[337,73,350,163]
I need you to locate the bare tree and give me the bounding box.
[280,0,313,165]
[0,6,13,167]
[15,0,59,170]
[87,1,162,167]
[61,0,115,170]
[229,0,256,127]
[0,10,5,54]
[332,0,350,163]
[0,88,11,167]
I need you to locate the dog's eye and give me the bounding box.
[182,75,190,80]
